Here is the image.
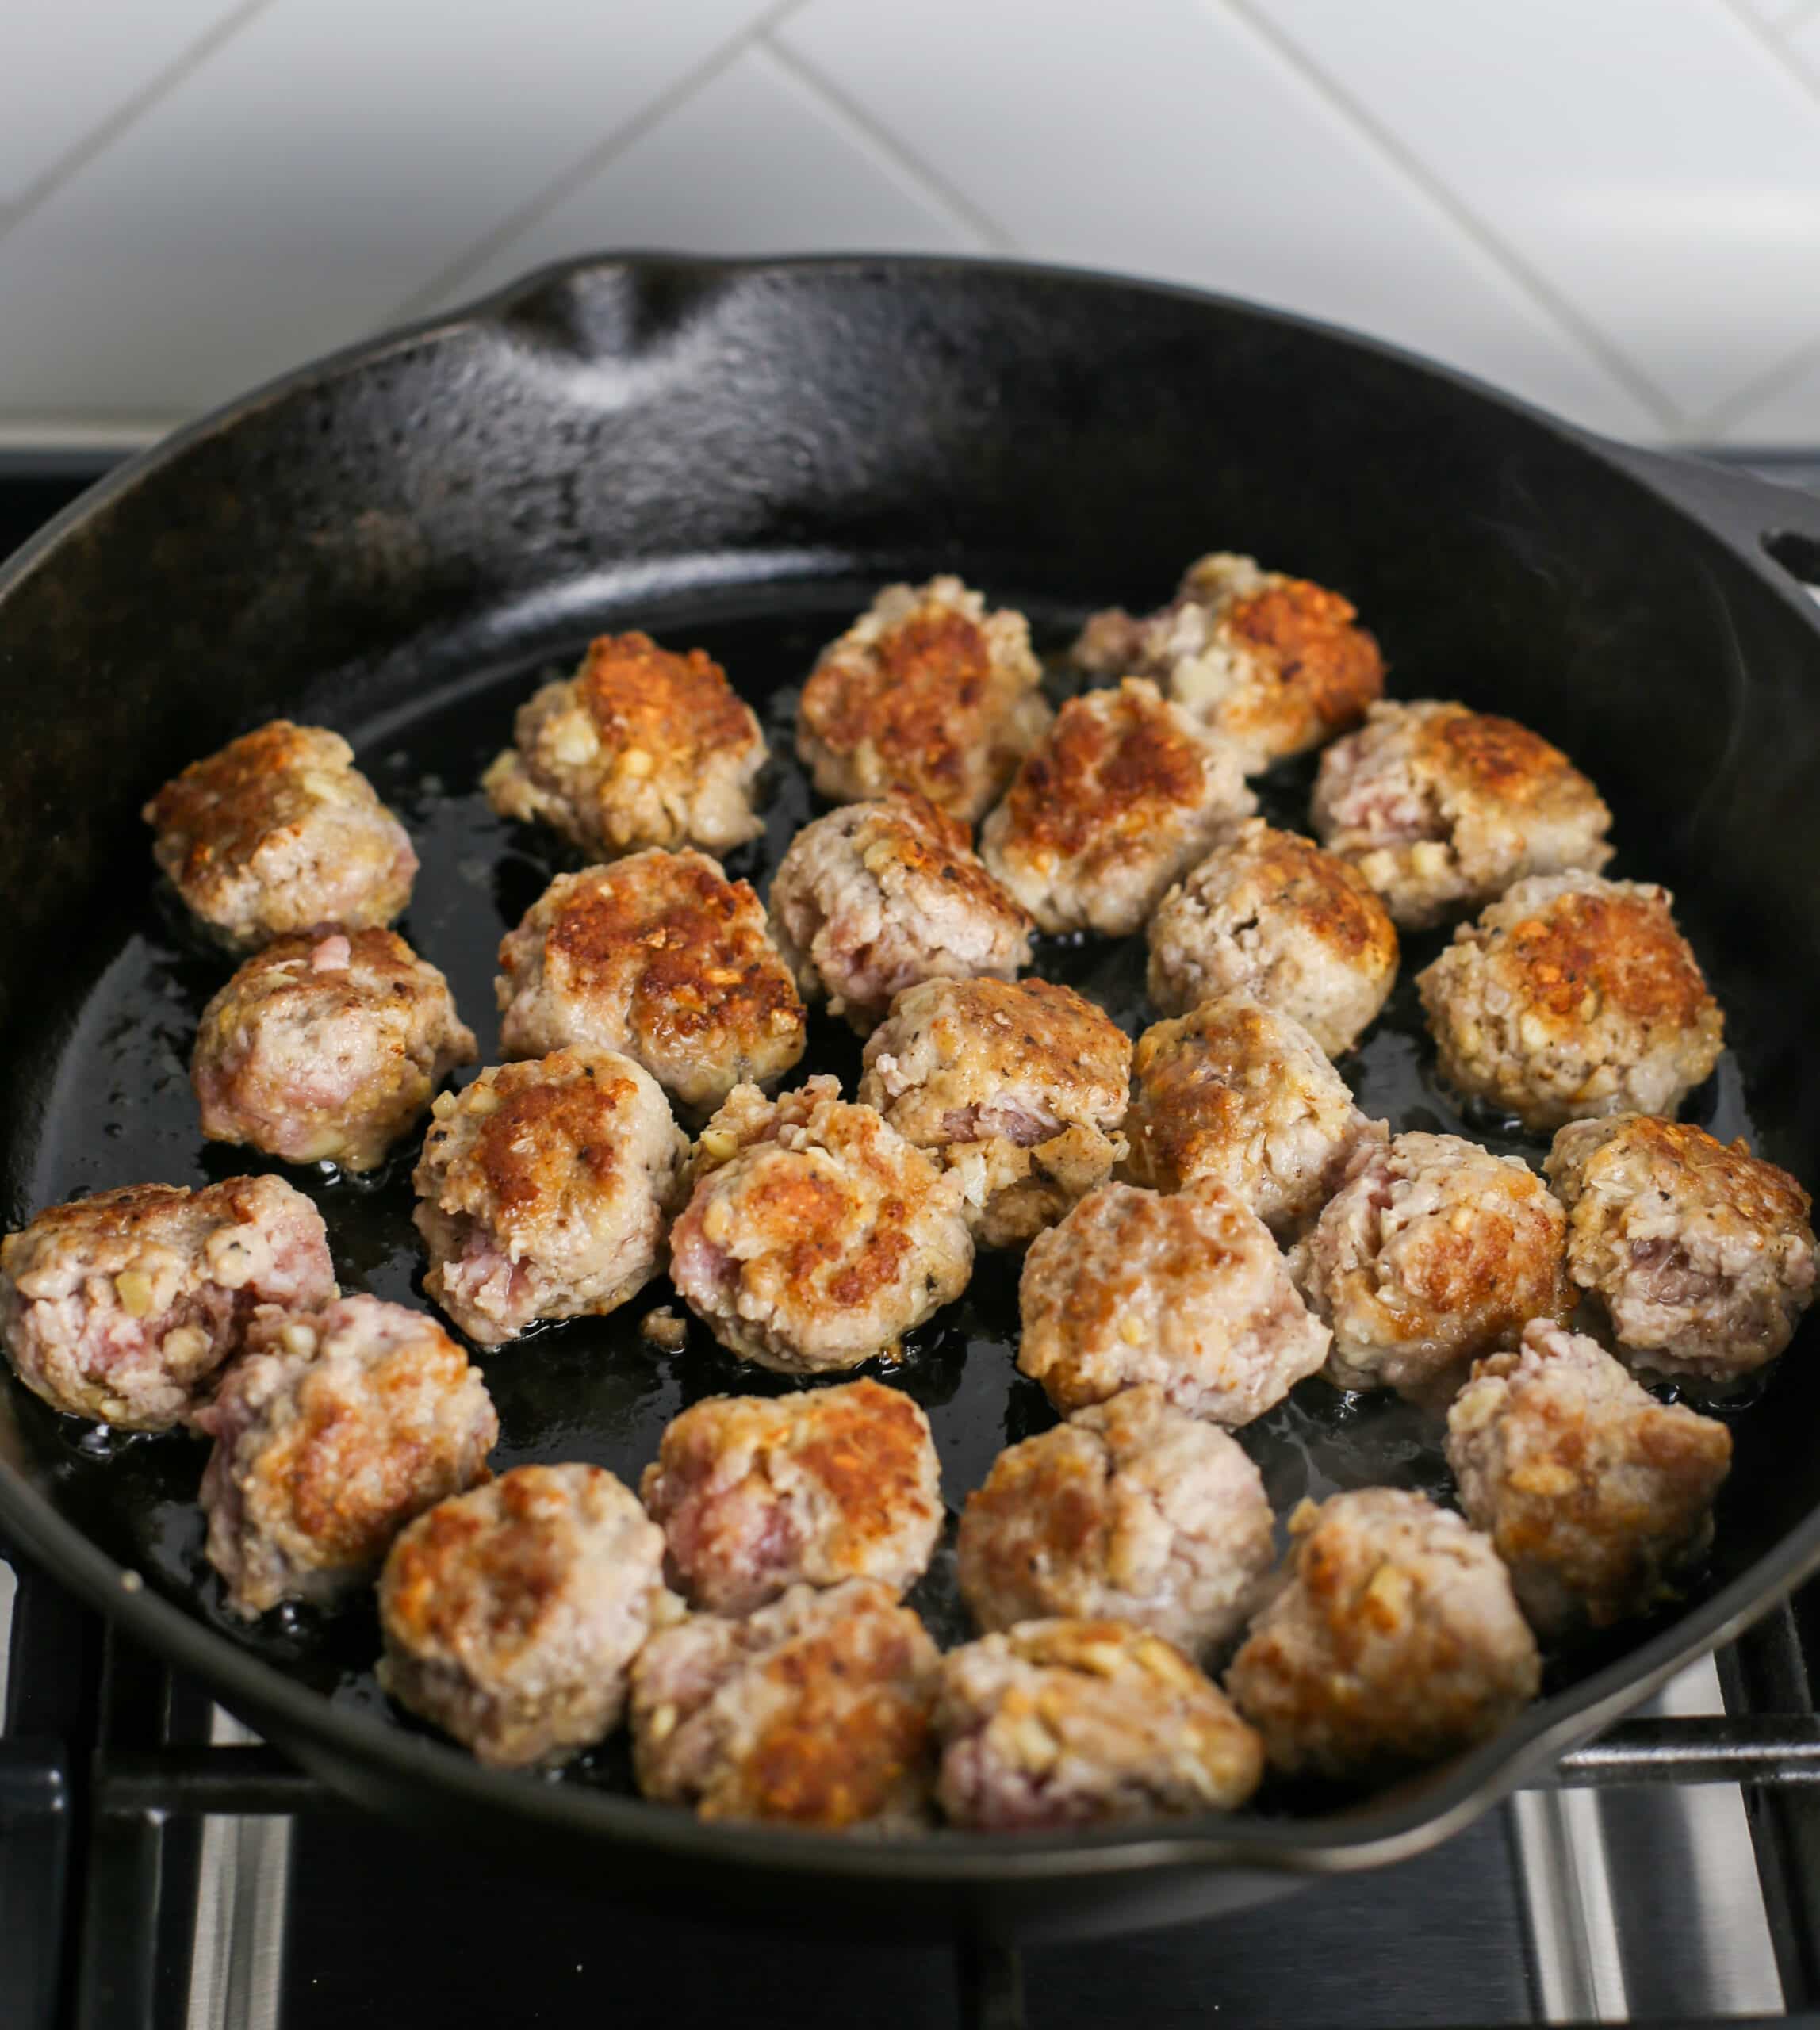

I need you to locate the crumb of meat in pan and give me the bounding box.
[639,1306,689,1352]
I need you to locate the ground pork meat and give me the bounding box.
[669,1078,972,1374]
[192,929,476,1172]
[957,1387,1274,1656]
[1546,1114,1818,1384]
[1146,819,1399,1055]
[1310,699,1614,929]
[0,1176,334,1431]
[935,1617,1263,1830]
[377,1462,679,1768]
[642,1377,941,1614]
[195,1295,496,1618]
[1075,553,1385,773]
[1416,874,1724,1132]
[1017,1178,1330,1427]
[1446,1319,1732,1636]
[412,1050,688,1347]
[979,678,1258,936]
[481,632,765,859]
[856,976,1132,1247]
[496,850,806,1120]
[630,1577,940,1832]
[1224,1487,1541,1780]
[144,720,417,950]
[795,576,1052,822]
[1290,1132,1572,1400]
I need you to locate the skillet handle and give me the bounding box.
[1601,442,1820,592]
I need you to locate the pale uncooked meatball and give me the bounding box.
[769,794,1033,1032]
[377,1463,679,1768]
[1017,1178,1330,1427]
[957,1387,1274,1655]
[496,850,806,1119]
[980,679,1257,936]
[0,1176,334,1431]
[1446,1319,1732,1635]
[193,928,476,1171]
[857,976,1132,1247]
[642,1378,943,1614]
[935,1618,1263,1831]
[1146,820,1399,1055]
[412,1051,688,1347]
[1225,1488,1540,1779]
[1417,875,1724,1132]
[669,1078,972,1373]
[1311,699,1613,929]
[1546,1115,1818,1384]
[796,576,1052,822]
[1292,1132,1571,1400]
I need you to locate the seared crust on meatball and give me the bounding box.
[412,1051,688,1347]
[630,1578,940,1832]
[796,577,1052,822]
[769,795,1033,1032]
[669,1078,972,1374]
[0,1177,335,1431]
[642,1378,942,1614]
[1417,874,1724,1132]
[1311,700,1613,929]
[377,1463,678,1768]
[1018,1178,1330,1427]
[935,1618,1263,1830]
[957,1388,1274,1655]
[1446,1320,1731,1635]
[1546,1115,1818,1383]
[193,929,476,1172]
[1292,1132,1572,1400]
[979,679,1258,936]
[481,633,765,859]
[496,851,806,1119]
[857,977,1132,1247]
[144,720,417,950]
[1147,820,1399,1055]
[195,1295,496,1618]
[1225,1488,1540,1779]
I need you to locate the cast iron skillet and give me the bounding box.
[4,254,1820,1944]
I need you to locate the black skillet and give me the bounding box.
[3,254,1820,1944]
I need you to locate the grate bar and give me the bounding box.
[1550,1718,1820,1791]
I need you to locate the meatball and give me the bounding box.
[193,928,476,1172]
[377,1463,678,1768]
[957,1387,1274,1655]
[1446,1319,1732,1635]
[1017,1178,1330,1427]
[1310,699,1614,929]
[195,1294,496,1618]
[481,632,765,860]
[1546,1114,1818,1384]
[795,576,1052,822]
[768,794,1032,1032]
[1075,553,1385,772]
[412,1050,688,1347]
[1145,819,1399,1055]
[641,1378,942,1614]
[496,851,806,1120]
[979,678,1257,936]
[934,1618,1263,1831]
[630,1578,939,1832]
[1416,874,1724,1132]
[1225,1488,1541,1780]
[1291,1132,1571,1400]
[1122,994,1385,1238]
[669,1078,972,1374]
[144,720,417,950]
[856,976,1132,1247]
[0,1176,334,1431]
